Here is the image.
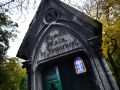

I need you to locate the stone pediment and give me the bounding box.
[17,0,102,60]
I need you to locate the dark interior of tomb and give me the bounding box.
[41,51,100,90]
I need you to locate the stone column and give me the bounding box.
[22,60,31,90]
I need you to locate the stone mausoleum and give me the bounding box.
[17,0,119,90]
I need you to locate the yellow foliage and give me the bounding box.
[101,17,120,58]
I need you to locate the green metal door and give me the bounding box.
[43,66,62,90]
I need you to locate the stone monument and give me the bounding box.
[17,0,119,90]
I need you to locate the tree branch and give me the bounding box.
[0,0,15,7]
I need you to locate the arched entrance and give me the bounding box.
[40,51,100,90]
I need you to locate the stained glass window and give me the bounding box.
[74,57,87,74]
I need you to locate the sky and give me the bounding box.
[7,0,40,57]
[6,0,84,57]
[7,15,34,57]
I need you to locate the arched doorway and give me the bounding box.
[41,51,100,90]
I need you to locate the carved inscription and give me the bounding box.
[39,29,81,60]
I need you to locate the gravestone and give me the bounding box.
[17,0,119,90]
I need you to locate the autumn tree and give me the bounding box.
[0,57,27,90]
[0,0,37,89]
[20,76,28,90]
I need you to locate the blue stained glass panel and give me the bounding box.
[74,57,87,74]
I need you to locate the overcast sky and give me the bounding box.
[7,0,40,57]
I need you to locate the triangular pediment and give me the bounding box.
[17,0,102,60]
